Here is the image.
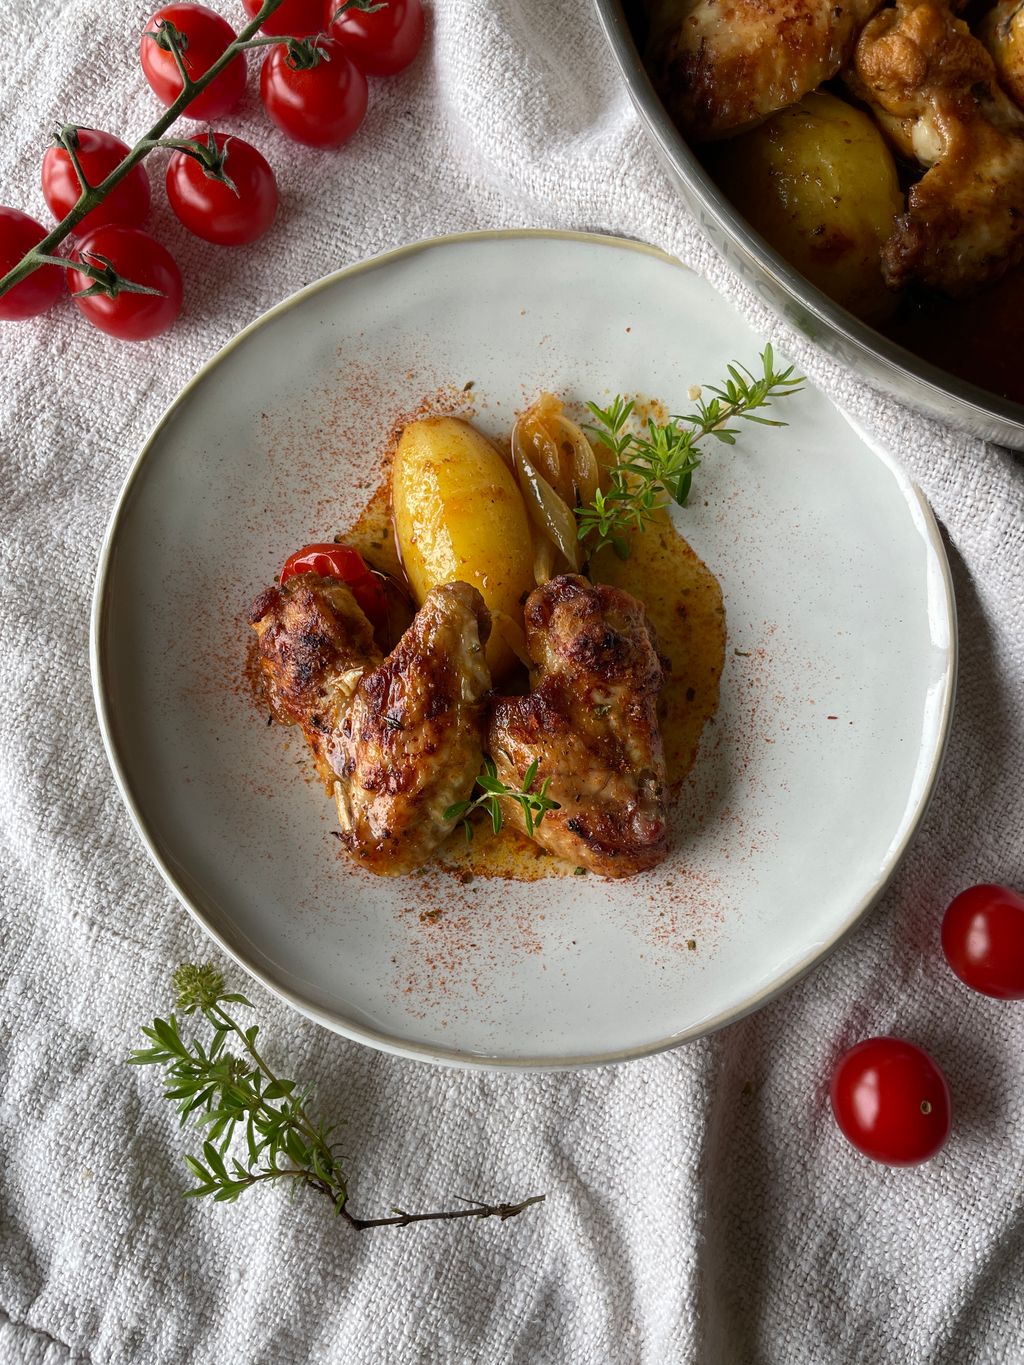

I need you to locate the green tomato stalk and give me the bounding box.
[0,0,379,302]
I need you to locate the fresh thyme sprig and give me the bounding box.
[578,345,803,558]
[444,757,560,841]
[129,964,544,1231]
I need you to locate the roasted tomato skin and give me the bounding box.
[280,544,387,625]
[942,883,1024,999]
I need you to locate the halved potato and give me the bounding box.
[392,417,535,678]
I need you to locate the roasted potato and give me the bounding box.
[710,91,904,322]
[979,0,1024,109]
[392,417,534,678]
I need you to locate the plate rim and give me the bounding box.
[90,228,958,1071]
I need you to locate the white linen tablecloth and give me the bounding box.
[1,2,1022,1361]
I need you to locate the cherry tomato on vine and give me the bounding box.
[942,883,1024,999]
[140,3,246,121]
[242,0,324,37]
[166,134,278,246]
[0,207,64,321]
[280,544,387,625]
[67,226,183,341]
[830,1036,951,1166]
[259,37,367,147]
[42,129,151,235]
[328,0,424,76]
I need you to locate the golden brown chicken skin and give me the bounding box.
[250,574,491,876]
[850,0,1024,294]
[488,575,668,879]
[646,0,885,140]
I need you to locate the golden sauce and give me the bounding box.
[596,508,726,794]
[346,469,726,881]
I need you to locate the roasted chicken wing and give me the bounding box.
[849,0,1024,294]
[250,574,491,876]
[488,576,668,879]
[645,0,885,140]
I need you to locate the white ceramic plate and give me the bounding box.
[92,231,956,1069]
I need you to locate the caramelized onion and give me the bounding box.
[512,393,601,581]
[513,393,600,509]
[513,441,581,573]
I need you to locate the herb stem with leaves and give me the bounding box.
[444,757,560,841]
[578,345,803,559]
[130,964,544,1231]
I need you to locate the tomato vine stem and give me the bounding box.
[0,0,290,301]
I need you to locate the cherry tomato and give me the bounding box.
[67,226,183,341]
[259,37,367,147]
[140,4,246,120]
[242,0,324,36]
[942,883,1024,999]
[280,544,387,624]
[42,129,151,235]
[0,207,64,321]
[328,0,424,76]
[830,1036,951,1166]
[166,134,278,246]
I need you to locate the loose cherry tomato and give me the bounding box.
[141,4,246,120]
[830,1036,951,1166]
[0,207,64,321]
[42,129,151,235]
[166,134,278,246]
[280,544,387,624]
[259,37,367,147]
[942,883,1024,999]
[67,226,183,341]
[242,0,324,37]
[328,0,424,76]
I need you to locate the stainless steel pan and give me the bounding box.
[594,0,1024,448]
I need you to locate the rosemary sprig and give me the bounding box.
[129,964,544,1231]
[578,345,804,558]
[444,757,560,841]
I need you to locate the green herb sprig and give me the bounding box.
[444,757,560,841]
[130,964,544,1231]
[578,345,803,559]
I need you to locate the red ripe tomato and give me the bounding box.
[830,1036,951,1166]
[328,0,424,76]
[280,544,387,624]
[942,883,1024,999]
[140,4,246,120]
[0,207,64,321]
[242,0,324,36]
[42,129,151,235]
[259,37,367,147]
[166,134,278,246]
[67,226,183,341]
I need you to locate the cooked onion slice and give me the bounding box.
[512,393,600,580]
[513,441,581,574]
